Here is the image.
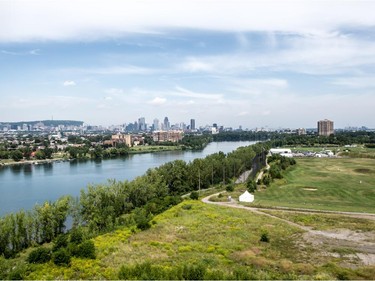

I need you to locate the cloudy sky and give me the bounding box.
[1,0,375,129]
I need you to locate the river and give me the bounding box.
[0,141,256,216]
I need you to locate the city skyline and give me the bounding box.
[1,1,375,128]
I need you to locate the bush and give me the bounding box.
[7,265,27,280]
[182,263,206,280]
[190,191,199,200]
[27,247,51,264]
[247,180,256,193]
[52,234,68,252]
[52,248,71,266]
[76,240,96,259]
[226,184,234,192]
[134,209,152,231]
[69,227,84,244]
[182,204,192,210]
[260,232,270,243]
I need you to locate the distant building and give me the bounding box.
[138,117,146,131]
[163,117,170,131]
[190,119,195,130]
[270,148,293,158]
[317,119,334,136]
[153,118,160,131]
[111,133,132,147]
[296,128,306,135]
[152,130,183,143]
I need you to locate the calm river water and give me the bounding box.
[0,141,256,216]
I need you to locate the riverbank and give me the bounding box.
[0,157,69,167]
[0,145,189,167]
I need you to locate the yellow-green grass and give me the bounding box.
[24,201,375,280]
[261,210,375,233]
[285,145,375,158]
[129,145,182,153]
[254,158,375,213]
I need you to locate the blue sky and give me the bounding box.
[1,0,375,129]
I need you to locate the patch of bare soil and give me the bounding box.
[354,168,373,174]
[303,229,375,266]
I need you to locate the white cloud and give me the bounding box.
[0,49,40,55]
[63,66,157,75]
[175,86,223,100]
[63,80,76,86]
[2,0,375,42]
[331,76,375,88]
[179,59,214,73]
[149,97,167,105]
[176,33,375,75]
[237,111,249,116]
[104,88,124,95]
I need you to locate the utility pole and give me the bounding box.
[223,166,225,185]
[198,169,201,195]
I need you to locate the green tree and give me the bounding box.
[11,150,23,162]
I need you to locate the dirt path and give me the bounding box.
[202,192,375,265]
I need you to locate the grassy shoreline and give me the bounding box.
[0,145,187,167]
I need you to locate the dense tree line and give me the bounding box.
[0,142,270,258]
[260,155,296,187]
[213,131,375,147]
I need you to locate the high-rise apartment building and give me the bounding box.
[317,119,334,136]
[190,119,195,130]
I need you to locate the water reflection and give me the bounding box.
[23,164,33,177]
[43,163,53,175]
[10,164,22,175]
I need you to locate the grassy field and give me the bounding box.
[253,158,375,213]
[129,145,182,153]
[285,145,375,158]
[22,200,375,280]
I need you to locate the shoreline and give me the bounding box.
[0,145,199,167]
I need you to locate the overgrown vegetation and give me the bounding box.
[0,142,269,259]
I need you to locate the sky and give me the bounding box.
[1,0,375,129]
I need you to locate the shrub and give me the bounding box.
[27,247,51,264]
[69,227,84,244]
[182,204,192,210]
[67,243,80,257]
[247,180,256,193]
[182,263,206,280]
[76,240,96,259]
[52,248,71,266]
[190,191,199,200]
[52,234,68,252]
[260,232,270,243]
[134,209,152,231]
[7,265,27,280]
[226,184,234,192]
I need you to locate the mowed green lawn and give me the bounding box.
[254,158,375,213]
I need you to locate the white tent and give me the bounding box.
[239,190,254,203]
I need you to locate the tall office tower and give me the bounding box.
[317,119,334,136]
[190,119,195,130]
[153,118,160,131]
[138,117,146,131]
[164,117,170,131]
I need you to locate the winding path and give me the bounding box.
[201,192,375,264]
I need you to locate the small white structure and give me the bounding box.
[239,190,254,203]
[270,148,292,155]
